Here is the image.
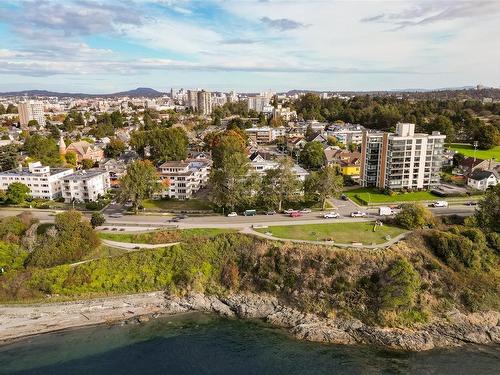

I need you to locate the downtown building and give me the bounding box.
[18,100,46,128]
[360,123,445,190]
[186,90,213,115]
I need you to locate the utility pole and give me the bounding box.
[473,141,478,163]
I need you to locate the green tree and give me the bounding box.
[27,119,39,128]
[475,124,499,150]
[105,138,126,158]
[6,183,30,204]
[299,141,325,170]
[260,157,301,211]
[474,184,500,233]
[428,115,455,141]
[23,134,61,166]
[90,212,106,228]
[120,160,162,213]
[304,165,343,210]
[110,111,124,128]
[0,104,5,115]
[64,151,77,166]
[395,203,434,229]
[130,127,188,163]
[0,144,19,171]
[6,104,17,114]
[380,258,420,310]
[81,159,94,169]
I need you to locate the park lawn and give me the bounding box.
[447,144,500,161]
[99,228,235,244]
[142,198,212,212]
[255,222,406,244]
[344,187,439,205]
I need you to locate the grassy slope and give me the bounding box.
[447,144,500,161]
[255,222,406,244]
[344,188,439,205]
[98,228,235,244]
[4,233,498,328]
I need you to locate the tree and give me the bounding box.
[304,165,343,210]
[130,127,188,163]
[105,137,126,158]
[23,134,61,166]
[395,203,434,229]
[260,157,301,211]
[427,115,455,141]
[120,160,162,213]
[90,212,105,228]
[64,151,77,166]
[0,104,5,115]
[299,141,325,170]
[380,258,420,310]
[209,153,254,211]
[27,119,39,128]
[475,124,499,150]
[0,144,19,171]
[6,183,31,204]
[81,159,94,169]
[208,130,247,168]
[6,104,17,114]
[474,184,500,233]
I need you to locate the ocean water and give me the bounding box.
[0,313,498,374]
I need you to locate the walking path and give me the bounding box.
[101,239,179,250]
[241,227,409,249]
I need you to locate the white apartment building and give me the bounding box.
[18,100,46,128]
[273,104,296,121]
[186,90,213,115]
[0,162,73,200]
[158,159,211,200]
[248,95,270,113]
[62,169,111,203]
[249,153,309,181]
[327,124,365,145]
[360,123,446,190]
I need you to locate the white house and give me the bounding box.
[62,169,111,202]
[467,170,498,191]
[249,153,309,181]
[158,159,211,200]
[0,162,73,200]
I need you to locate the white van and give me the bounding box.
[431,201,448,208]
[379,206,394,216]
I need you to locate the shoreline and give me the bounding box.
[0,291,499,351]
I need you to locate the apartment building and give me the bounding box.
[186,90,212,115]
[245,126,286,144]
[273,104,296,121]
[360,123,445,190]
[247,95,270,113]
[326,124,364,145]
[0,162,73,200]
[18,100,46,128]
[158,159,211,200]
[249,153,309,181]
[62,169,110,203]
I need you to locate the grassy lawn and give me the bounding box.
[99,228,235,244]
[142,198,212,212]
[254,222,406,244]
[84,245,128,260]
[344,187,439,205]
[447,144,500,161]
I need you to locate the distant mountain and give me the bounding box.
[0,87,165,98]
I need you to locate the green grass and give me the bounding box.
[98,228,235,244]
[142,198,212,212]
[255,222,406,244]
[344,188,439,205]
[83,245,127,260]
[447,144,500,161]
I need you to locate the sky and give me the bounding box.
[0,0,499,93]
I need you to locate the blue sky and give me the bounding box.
[0,0,499,93]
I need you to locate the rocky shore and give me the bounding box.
[1,291,499,351]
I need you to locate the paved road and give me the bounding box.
[0,204,477,229]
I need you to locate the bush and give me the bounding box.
[395,203,434,230]
[85,201,104,211]
[487,232,500,254]
[379,258,421,310]
[426,230,481,269]
[90,213,105,228]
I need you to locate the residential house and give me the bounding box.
[324,148,361,178]
[249,152,309,181]
[467,170,498,191]
[60,138,105,163]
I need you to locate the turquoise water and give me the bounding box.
[0,313,499,374]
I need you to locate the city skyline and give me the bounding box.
[0,0,499,93]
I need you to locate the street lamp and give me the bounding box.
[473,141,478,163]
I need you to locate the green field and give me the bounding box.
[447,144,500,161]
[255,222,406,244]
[344,188,439,205]
[142,199,212,212]
[99,228,235,244]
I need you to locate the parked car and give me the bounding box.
[341,194,348,201]
[244,209,257,216]
[351,211,367,217]
[430,201,448,208]
[465,201,477,206]
[265,210,277,215]
[299,208,312,214]
[283,209,296,214]
[227,212,238,217]
[109,213,123,218]
[323,212,340,219]
[176,214,188,219]
[290,211,303,218]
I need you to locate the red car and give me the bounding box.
[290,211,303,218]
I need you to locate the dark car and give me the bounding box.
[465,201,477,206]
[341,194,348,201]
[265,210,277,215]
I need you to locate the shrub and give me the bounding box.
[379,258,421,311]
[487,232,500,254]
[90,213,105,228]
[395,203,434,230]
[426,230,481,269]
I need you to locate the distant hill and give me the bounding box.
[0,87,165,98]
